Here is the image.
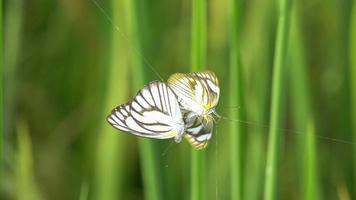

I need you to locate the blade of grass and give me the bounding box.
[350,1,356,198]
[241,2,274,199]
[3,0,23,186]
[288,3,319,199]
[191,0,207,70]
[263,0,290,199]
[190,0,207,200]
[16,120,43,200]
[229,0,246,199]
[4,0,23,146]
[79,181,89,200]
[0,0,3,169]
[94,1,129,199]
[127,0,162,199]
[304,119,318,200]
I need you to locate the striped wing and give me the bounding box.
[167,70,220,115]
[184,112,213,150]
[107,81,185,140]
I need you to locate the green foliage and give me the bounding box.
[190,0,207,200]
[350,1,356,198]
[16,120,43,200]
[289,3,319,199]
[229,0,246,199]
[127,0,163,199]
[94,0,129,199]
[0,0,3,169]
[263,0,290,199]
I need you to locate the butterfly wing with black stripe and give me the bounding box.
[107,81,185,140]
[167,70,220,115]
[183,112,213,150]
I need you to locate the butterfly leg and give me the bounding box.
[174,129,185,143]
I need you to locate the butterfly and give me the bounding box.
[107,71,220,150]
[107,81,186,143]
[167,70,220,149]
[167,70,220,117]
[183,111,214,149]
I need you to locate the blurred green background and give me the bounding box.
[1,0,356,199]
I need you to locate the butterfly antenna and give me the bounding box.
[212,110,221,123]
[210,115,218,124]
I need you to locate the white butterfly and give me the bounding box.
[107,81,186,142]
[107,71,220,150]
[168,70,220,149]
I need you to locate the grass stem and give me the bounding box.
[289,3,319,199]
[190,0,207,199]
[127,0,163,199]
[304,119,318,200]
[94,1,129,199]
[263,0,290,199]
[349,1,356,198]
[229,0,245,199]
[0,0,3,169]
[16,120,43,200]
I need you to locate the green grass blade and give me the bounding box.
[241,2,273,199]
[126,0,162,199]
[229,0,245,199]
[3,0,23,185]
[263,0,290,199]
[16,120,43,200]
[138,141,162,200]
[0,0,3,170]
[190,0,207,199]
[304,119,318,200]
[350,1,356,197]
[191,151,206,200]
[289,3,319,199]
[94,1,129,199]
[191,0,207,69]
[4,0,23,140]
[79,181,89,200]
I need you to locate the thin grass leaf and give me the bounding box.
[304,119,318,200]
[191,0,207,70]
[263,0,290,199]
[4,0,23,144]
[190,0,207,199]
[289,3,319,199]
[0,0,3,168]
[126,0,163,199]
[4,0,24,193]
[241,2,273,199]
[350,1,356,198]
[229,0,246,199]
[94,1,129,199]
[79,181,89,200]
[16,120,43,200]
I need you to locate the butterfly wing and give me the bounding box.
[107,81,184,139]
[184,113,213,150]
[167,70,220,114]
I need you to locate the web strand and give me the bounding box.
[220,116,355,145]
[90,0,164,81]
[161,140,175,157]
